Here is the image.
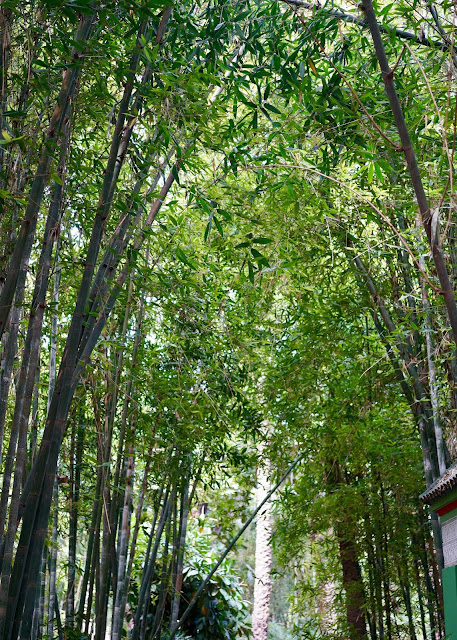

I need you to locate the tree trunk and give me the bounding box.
[336,528,368,640]
[252,459,273,640]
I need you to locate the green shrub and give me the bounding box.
[178,518,251,640]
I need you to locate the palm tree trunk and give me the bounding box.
[252,459,273,640]
[336,527,368,640]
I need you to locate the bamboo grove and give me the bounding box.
[0,0,456,638]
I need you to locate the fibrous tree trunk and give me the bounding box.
[335,525,368,640]
[252,457,273,640]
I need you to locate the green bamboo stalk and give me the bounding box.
[170,474,190,628]
[131,490,171,640]
[94,351,116,640]
[114,453,154,639]
[0,10,96,340]
[361,0,457,349]
[148,515,172,640]
[6,12,172,628]
[45,482,59,640]
[66,408,85,629]
[75,454,103,631]
[285,0,451,52]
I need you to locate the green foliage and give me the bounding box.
[179,518,252,640]
[0,0,454,637]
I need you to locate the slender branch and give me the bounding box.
[427,2,457,66]
[286,0,450,52]
[283,0,400,151]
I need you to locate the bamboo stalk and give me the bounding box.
[285,0,451,53]
[170,474,190,629]
[45,482,59,640]
[0,11,96,340]
[66,408,85,628]
[6,12,173,627]
[361,0,457,350]
[131,490,171,640]
[114,452,154,638]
